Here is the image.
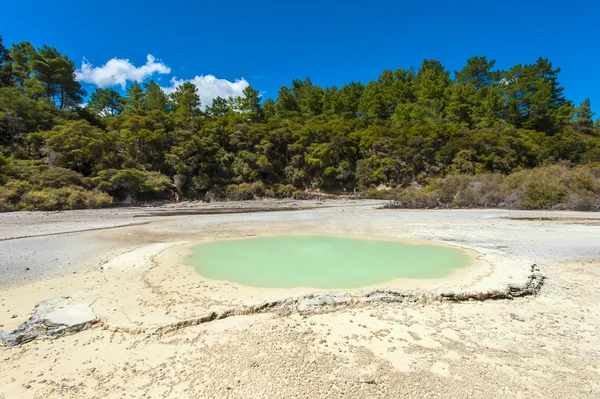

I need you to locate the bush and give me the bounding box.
[204,186,226,202]
[92,168,172,200]
[567,190,600,211]
[84,190,113,209]
[270,184,295,198]
[391,184,439,208]
[386,164,600,210]
[20,186,113,211]
[507,167,568,209]
[250,181,266,197]
[451,174,509,207]
[226,184,254,200]
[22,189,60,211]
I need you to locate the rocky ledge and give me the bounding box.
[148,264,545,336]
[2,265,543,345]
[0,297,98,347]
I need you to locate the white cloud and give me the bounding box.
[76,54,171,88]
[162,75,249,110]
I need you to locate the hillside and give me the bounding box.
[1,35,599,211]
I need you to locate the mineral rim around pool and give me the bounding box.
[187,235,473,289]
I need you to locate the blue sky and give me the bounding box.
[3,0,599,113]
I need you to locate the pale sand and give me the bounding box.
[1,201,600,398]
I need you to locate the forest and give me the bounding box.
[1,34,599,211]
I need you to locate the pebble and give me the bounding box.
[510,313,525,322]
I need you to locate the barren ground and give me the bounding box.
[1,200,599,398]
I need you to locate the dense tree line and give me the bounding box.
[1,34,599,210]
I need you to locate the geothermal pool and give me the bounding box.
[187,236,472,289]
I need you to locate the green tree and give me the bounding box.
[88,88,124,116]
[240,85,262,121]
[206,96,229,116]
[455,56,496,90]
[358,81,385,122]
[8,42,35,87]
[573,98,594,129]
[445,82,478,125]
[0,36,13,87]
[124,81,145,115]
[143,80,168,112]
[499,58,572,132]
[170,81,200,118]
[0,87,57,143]
[335,82,364,118]
[414,59,450,122]
[262,98,276,119]
[291,78,323,115]
[42,120,113,175]
[275,86,299,115]
[29,45,86,108]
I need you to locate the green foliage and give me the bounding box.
[386,164,600,210]
[88,88,124,116]
[143,81,168,112]
[0,87,58,143]
[9,42,85,108]
[1,35,600,211]
[170,81,200,119]
[93,168,171,199]
[0,159,112,211]
[20,187,112,211]
[206,96,230,116]
[42,120,114,175]
[275,86,299,115]
[123,81,146,115]
[0,35,13,88]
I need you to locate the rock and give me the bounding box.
[357,289,414,304]
[0,297,98,347]
[296,292,352,313]
[510,313,525,322]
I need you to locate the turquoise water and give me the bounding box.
[188,236,472,289]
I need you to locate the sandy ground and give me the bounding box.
[1,200,600,398]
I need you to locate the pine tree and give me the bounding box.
[170,82,200,117]
[0,35,13,87]
[124,81,145,115]
[275,86,299,115]
[455,56,496,90]
[143,81,168,112]
[240,85,262,121]
[88,88,124,116]
[573,98,594,129]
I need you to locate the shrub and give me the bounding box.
[274,184,295,198]
[451,174,509,207]
[507,166,568,209]
[19,186,113,211]
[226,184,254,201]
[92,168,171,200]
[386,164,600,210]
[21,189,61,211]
[392,184,439,208]
[250,181,266,197]
[204,186,226,202]
[84,190,113,209]
[39,167,85,188]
